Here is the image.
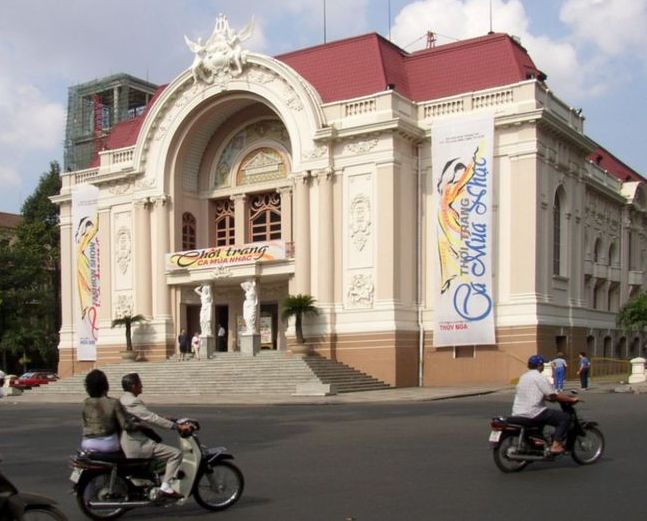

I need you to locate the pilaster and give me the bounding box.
[134,197,152,317]
[314,168,334,304]
[292,171,311,294]
[231,194,247,245]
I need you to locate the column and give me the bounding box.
[620,210,631,304]
[277,186,293,243]
[315,169,334,304]
[151,195,171,319]
[59,205,74,353]
[231,194,247,245]
[134,198,152,318]
[292,171,311,294]
[97,207,112,325]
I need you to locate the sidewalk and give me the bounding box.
[3,384,512,406]
[2,377,639,406]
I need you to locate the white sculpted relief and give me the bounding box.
[184,14,254,84]
[114,294,134,319]
[241,279,258,334]
[115,227,132,275]
[344,138,379,154]
[347,273,374,307]
[350,194,372,251]
[194,284,213,336]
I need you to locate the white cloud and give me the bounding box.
[0,80,65,150]
[560,0,647,56]
[390,0,609,101]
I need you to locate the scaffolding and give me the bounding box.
[64,73,159,172]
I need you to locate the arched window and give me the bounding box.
[608,242,618,266]
[553,188,566,276]
[214,199,235,246]
[248,192,281,242]
[593,238,602,263]
[182,212,196,250]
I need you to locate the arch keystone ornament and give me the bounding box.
[184,14,254,85]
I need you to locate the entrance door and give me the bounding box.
[186,305,200,339]
[215,306,229,352]
[259,303,278,350]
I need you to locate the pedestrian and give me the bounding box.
[177,328,190,361]
[552,352,568,392]
[217,323,226,352]
[578,351,591,390]
[0,369,5,398]
[191,331,201,360]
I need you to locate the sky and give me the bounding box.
[0,0,645,214]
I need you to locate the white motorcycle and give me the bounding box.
[70,418,244,520]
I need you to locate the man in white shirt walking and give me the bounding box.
[512,355,578,454]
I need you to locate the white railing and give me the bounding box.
[73,168,99,184]
[344,98,377,117]
[98,146,135,167]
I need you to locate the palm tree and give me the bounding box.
[281,294,319,344]
[111,314,146,352]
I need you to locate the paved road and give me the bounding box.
[2,389,646,521]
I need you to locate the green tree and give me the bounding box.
[280,294,319,344]
[0,161,61,372]
[111,314,146,352]
[618,292,647,331]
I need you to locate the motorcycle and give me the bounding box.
[489,399,605,473]
[0,459,68,521]
[69,418,244,520]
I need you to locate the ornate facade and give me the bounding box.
[54,15,646,386]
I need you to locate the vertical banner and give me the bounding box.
[432,114,495,346]
[72,184,100,360]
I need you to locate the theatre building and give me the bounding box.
[54,15,647,386]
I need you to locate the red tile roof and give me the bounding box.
[588,147,645,182]
[89,85,167,167]
[276,32,545,102]
[0,212,22,230]
[88,31,643,183]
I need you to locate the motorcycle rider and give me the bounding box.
[120,373,191,499]
[512,355,579,454]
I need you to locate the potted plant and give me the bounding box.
[281,294,319,355]
[111,314,146,360]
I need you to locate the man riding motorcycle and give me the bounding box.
[511,355,579,454]
[119,373,191,499]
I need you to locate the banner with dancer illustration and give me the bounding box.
[72,184,100,360]
[432,114,495,346]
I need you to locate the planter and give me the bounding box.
[120,350,137,361]
[289,343,313,357]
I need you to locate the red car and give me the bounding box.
[12,371,59,390]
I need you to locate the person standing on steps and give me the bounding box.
[177,328,190,361]
[191,331,201,360]
[217,323,226,352]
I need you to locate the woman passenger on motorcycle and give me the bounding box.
[512,355,579,454]
[81,369,135,452]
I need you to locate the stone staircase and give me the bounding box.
[28,351,390,397]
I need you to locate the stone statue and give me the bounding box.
[194,284,213,336]
[241,279,257,334]
[184,13,254,84]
